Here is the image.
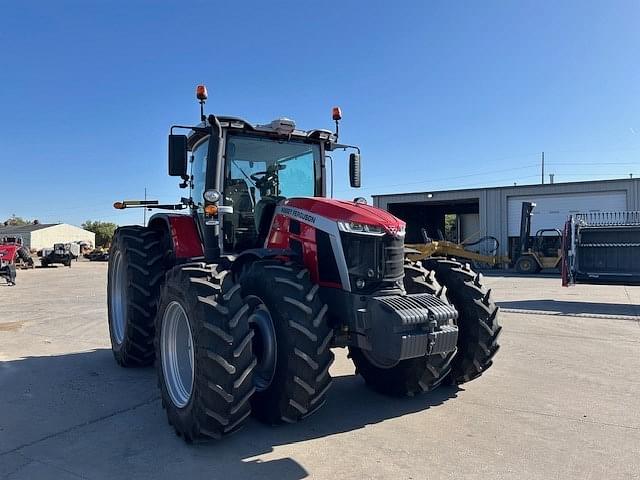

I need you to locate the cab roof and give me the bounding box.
[185,115,336,150]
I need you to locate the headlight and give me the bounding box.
[203,189,221,203]
[337,221,385,236]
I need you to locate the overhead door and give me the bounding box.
[507,191,627,236]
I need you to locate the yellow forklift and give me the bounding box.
[514,202,562,273]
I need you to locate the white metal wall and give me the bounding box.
[374,178,639,257]
[506,191,627,236]
[30,224,95,250]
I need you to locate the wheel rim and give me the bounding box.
[110,250,127,345]
[520,258,533,272]
[161,301,195,408]
[246,295,277,391]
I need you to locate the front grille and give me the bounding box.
[340,232,404,292]
[383,235,404,281]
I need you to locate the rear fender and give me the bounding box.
[148,214,204,261]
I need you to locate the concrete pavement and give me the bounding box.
[1,263,639,479]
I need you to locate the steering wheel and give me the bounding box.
[250,171,269,182]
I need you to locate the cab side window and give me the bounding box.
[190,139,209,209]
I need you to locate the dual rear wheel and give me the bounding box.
[153,260,334,439]
[349,261,455,396]
[108,230,334,441]
[350,259,501,394]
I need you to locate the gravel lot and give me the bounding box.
[1,262,639,480]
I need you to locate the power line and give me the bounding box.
[335,164,540,194]
[337,174,544,196]
[546,161,638,166]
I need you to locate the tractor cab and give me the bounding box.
[1,235,23,246]
[182,117,327,253]
[163,90,361,261]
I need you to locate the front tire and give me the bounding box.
[239,260,334,424]
[107,226,166,367]
[423,258,501,385]
[349,261,456,396]
[156,264,255,441]
[515,255,539,274]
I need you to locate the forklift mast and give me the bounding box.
[519,201,536,255]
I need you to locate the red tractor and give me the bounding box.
[108,86,500,442]
[0,236,34,285]
[0,242,18,285]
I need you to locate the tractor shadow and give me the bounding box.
[498,299,640,318]
[0,349,460,479]
[480,270,560,278]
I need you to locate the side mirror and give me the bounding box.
[168,135,188,177]
[349,153,361,188]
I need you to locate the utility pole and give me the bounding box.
[143,187,147,226]
[541,152,545,184]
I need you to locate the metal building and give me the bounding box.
[0,223,95,251]
[373,178,640,259]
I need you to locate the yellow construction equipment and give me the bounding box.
[405,238,509,268]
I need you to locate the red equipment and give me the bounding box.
[0,243,19,285]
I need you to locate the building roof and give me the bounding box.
[0,223,60,234]
[372,176,639,198]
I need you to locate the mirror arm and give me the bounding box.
[328,142,360,154]
[114,200,188,211]
[170,125,210,135]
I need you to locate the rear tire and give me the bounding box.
[349,261,456,396]
[239,260,334,424]
[107,226,166,367]
[422,257,501,385]
[155,264,255,441]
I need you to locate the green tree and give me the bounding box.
[444,214,458,242]
[82,220,118,247]
[3,215,32,226]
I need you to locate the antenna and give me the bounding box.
[143,187,147,225]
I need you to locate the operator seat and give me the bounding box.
[224,179,256,250]
[255,196,285,246]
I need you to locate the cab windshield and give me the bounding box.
[225,135,320,198]
[223,134,321,251]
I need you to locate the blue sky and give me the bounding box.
[1,1,639,226]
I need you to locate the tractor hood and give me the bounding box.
[284,197,405,236]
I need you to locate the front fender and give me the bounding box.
[148,213,204,260]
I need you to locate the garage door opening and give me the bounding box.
[388,199,480,244]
